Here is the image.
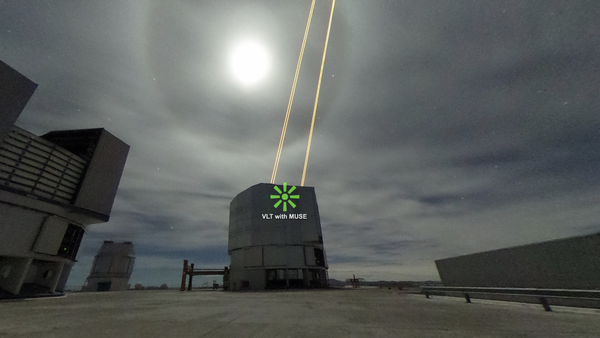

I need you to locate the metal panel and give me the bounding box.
[435,233,600,290]
[263,246,286,266]
[243,247,263,267]
[304,246,316,266]
[33,216,69,255]
[25,260,64,293]
[286,246,305,267]
[228,183,324,250]
[0,204,47,256]
[0,257,32,295]
[73,130,129,216]
[93,256,112,274]
[0,60,37,143]
[109,257,131,275]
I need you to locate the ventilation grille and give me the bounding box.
[0,127,88,204]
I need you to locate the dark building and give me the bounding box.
[82,241,135,292]
[435,232,600,290]
[228,183,328,290]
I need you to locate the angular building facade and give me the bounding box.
[435,232,600,290]
[82,241,135,292]
[228,183,328,290]
[0,61,129,298]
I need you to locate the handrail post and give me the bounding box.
[180,260,188,291]
[187,263,194,291]
[540,297,552,311]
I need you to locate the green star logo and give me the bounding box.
[270,182,300,212]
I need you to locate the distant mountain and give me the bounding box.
[328,279,442,288]
[328,279,346,287]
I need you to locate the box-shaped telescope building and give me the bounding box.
[228,183,328,290]
[0,60,129,298]
[82,241,135,292]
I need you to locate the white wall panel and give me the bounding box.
[33,216,68,255]
[0,204,46,256]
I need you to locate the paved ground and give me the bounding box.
[1,288,600,337]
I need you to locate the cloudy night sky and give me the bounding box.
[1,0,599,288]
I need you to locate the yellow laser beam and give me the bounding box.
[271,0,316,184]
[301,0,336,186]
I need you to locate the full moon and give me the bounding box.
[229,41,270,86]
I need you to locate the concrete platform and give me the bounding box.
[1,288,600,337]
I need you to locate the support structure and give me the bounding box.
[346,275,364,288]
[179,260,229,291]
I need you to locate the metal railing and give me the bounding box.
[421,286,600,311]
[180,260,228,291]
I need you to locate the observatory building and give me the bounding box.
[435,232,600,290]
[0,60,129,298]
[228,183,328,290]
[82,241,135,292]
